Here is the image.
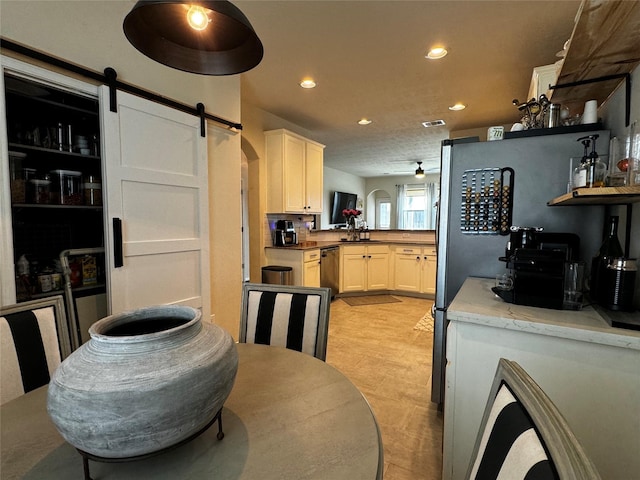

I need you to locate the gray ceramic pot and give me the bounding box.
[47,305,238,459]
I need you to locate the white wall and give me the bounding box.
[1,1,243,335]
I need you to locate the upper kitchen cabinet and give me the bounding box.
[265,129,325,214]
[550,0,640,118]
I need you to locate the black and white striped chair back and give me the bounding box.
[240,283,331,360]
[467,359,601,480]
[1,296,71,405]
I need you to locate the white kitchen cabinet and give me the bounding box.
[340,244,389,293]
[265,129,325,214]
[264,248,321,287]
[392,245,437,294]
[0,56,210,324]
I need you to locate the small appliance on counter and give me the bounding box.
[273,220,297,246]
[493,226,582,310]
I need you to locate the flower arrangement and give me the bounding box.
[342,208,362,218]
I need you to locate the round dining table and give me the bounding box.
[1,343,383,479]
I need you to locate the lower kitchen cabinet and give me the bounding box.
[392,245,437,294]
[264,248,321,287]
[340,244,389,293]
[302,249,321,287]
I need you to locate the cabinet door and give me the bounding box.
[305,142,324,213]
[367,253,389,290]
[282,134,306,212]
[303,259,321,287]
[421,252,437,294]
[393,253,421,292]
[342,254,367,292]
[100,88,210,317]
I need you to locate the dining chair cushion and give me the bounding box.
[240,284,331,360]
[1,296,70,405]
[466,358,601,480]
[468,382,558,479]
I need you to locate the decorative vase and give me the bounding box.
[347,216,359,241]
[47,304,238,459]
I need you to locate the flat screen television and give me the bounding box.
[330,191,357,225]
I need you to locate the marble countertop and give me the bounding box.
[448,277,640,351]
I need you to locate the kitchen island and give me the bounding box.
[443,277,640,480]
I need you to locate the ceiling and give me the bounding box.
[236,0,582,177]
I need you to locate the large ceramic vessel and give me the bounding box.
[47,305,238,459]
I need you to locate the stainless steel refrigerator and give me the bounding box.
[431,128,609,405]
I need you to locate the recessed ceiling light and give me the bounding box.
[449,103,466,111]
[422,120,446,128]
[358,118,372,125]
[300,79,316,89]
[426,47,447,59]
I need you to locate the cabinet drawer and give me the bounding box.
[341,245,366,255]
[367,244,389,254]
[394,246,421,255]
[303,249,321,262]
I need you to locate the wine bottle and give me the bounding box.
[590,216,624,303]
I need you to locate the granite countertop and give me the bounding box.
[448,277,640,350]
[266,240,437,251]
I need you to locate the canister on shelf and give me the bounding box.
[546,104,561,128]
[84,175,102,206]
[9,151,32,203]
[50,169,83,205]
[30,178,51,204]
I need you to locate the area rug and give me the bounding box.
[414,312,434,332]
[341,295,401,306]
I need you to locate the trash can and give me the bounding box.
[262,265,293,285]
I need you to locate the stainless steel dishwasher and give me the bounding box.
[320,246,339,299]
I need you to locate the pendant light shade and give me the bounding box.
[123,0,264,75]
[415,161,426,179]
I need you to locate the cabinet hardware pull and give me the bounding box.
[113,218,124,268]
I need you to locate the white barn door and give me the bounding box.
[100,87,210,318]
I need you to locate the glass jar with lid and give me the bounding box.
[84,174,102,206]
[50,169,83,205]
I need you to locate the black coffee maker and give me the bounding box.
[274,220,297,246]
[494,226,581,309]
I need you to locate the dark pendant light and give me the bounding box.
[415,161,426,179]
[123,0,263,75]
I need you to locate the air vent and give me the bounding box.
[422,119,446,128]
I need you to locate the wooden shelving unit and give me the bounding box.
[548,186,640,206]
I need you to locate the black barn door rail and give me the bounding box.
[0,37,243,135]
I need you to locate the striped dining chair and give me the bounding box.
[1,295,72,405]
[467,358,601,480]
[239,283,331,360]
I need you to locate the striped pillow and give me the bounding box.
[469,382,559,480]
[1,306,62,405]
[245,290,321,357]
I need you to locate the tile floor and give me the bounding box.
[325,295,443,480]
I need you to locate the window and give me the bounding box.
[376,199,391,229]
[397,182,439,230]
